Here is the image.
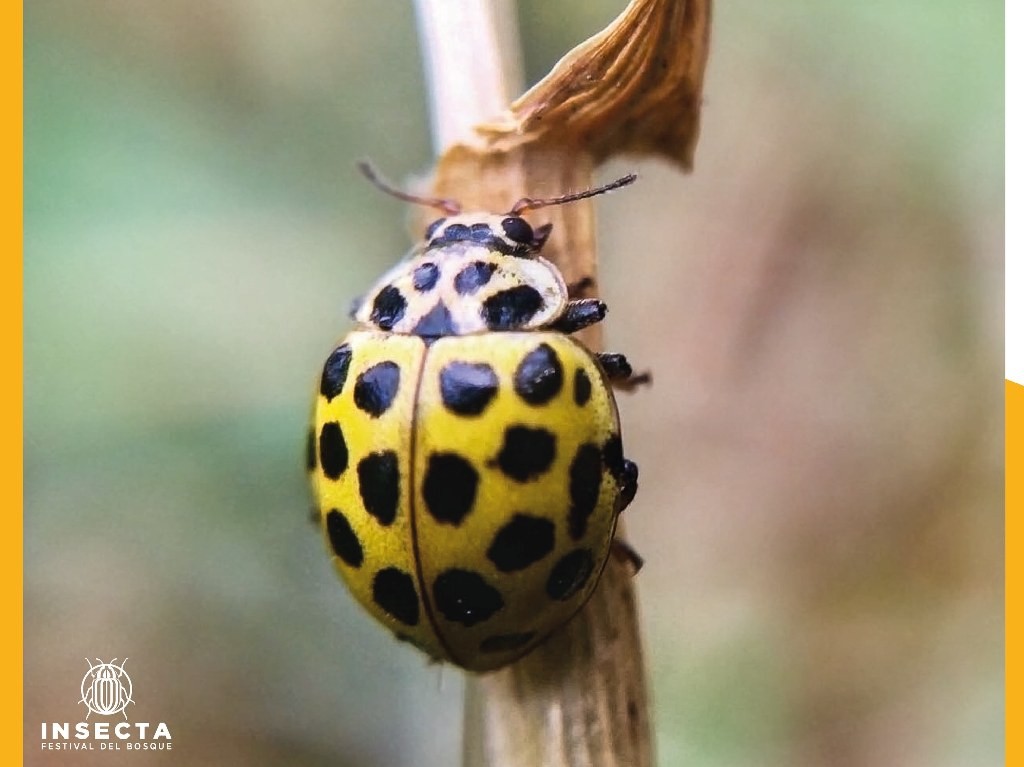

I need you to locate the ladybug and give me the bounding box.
[307,164,647,672]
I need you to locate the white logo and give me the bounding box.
[79,659,134,719]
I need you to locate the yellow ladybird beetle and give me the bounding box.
[308,164,646,672]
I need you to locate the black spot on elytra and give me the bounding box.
[422,453,479,525]
[480,632,536,653]
[514,344,563,405]
[568,443,602,539]
[432,569,504,627]
[412,262,440,292]
[492,426,556,482]
[482,285,544,330]
[454,261,497,295]
[602,434,625,480]
[357,451,400,525]
[486,513,555,572]
[411,301,456,337]
[440,361,499,416]
[573,368,592,406]
[319,422,349,480]
[546,549,595,601]
[369,285,407,330]
[354,362,401,417]
[326,509,363,567]
[320,344,352,401]
[373,568,420,626]
[305,427,316,471]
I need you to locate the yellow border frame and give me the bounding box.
[1009,380,1019,764]
[4,2,23,761]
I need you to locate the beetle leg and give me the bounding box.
[611,538,644,574]
[550,299,607,333]
[348,294,363,319]
[566,276,595,298]
[617,459,639,512]
[612,458,641,572]
[596,353,652,391]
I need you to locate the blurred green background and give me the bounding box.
[25,1,1003,765]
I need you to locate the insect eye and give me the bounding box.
[425,218,446,240]
[501,216,534,245]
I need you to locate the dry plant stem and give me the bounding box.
[413,0,522,149]
[448,151,652,767]
[413,4,654,767]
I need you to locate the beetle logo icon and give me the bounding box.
[79,658,134,719]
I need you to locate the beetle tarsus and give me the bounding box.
[597,353,651,391]
[551,299,606,333]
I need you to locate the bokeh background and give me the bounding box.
[25,1,1003,765]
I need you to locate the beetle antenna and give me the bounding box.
[358,161,462,215]
[508,173,637,215]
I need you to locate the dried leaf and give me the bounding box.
[477,0,712,168]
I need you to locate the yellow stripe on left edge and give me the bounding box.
[1007,380,1019,765]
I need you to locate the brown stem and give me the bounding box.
[412,5,655,765]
